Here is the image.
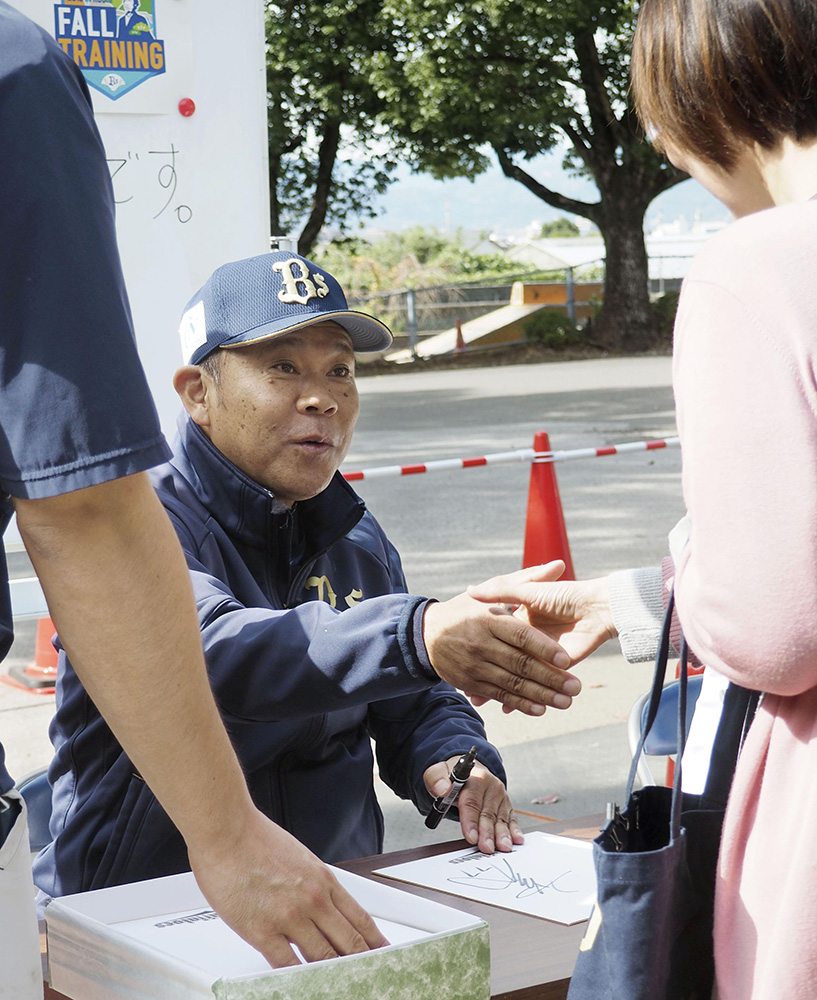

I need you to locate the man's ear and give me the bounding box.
[173,366,211,427]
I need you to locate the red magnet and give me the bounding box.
[178,98,196,117]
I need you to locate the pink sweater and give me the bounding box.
[673,199,817,1000]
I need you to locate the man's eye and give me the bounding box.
[332,366,352,377]
[274,362,296,374]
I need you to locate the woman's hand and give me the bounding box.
[466,562,617,710]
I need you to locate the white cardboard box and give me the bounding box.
[45,867,490,1000]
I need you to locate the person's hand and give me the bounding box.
[424,756,524,854]
[422,571,582,716]
[467,562,617,665]
[188,806,388,968]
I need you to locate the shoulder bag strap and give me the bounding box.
[700,682,760,809]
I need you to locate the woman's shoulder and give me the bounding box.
[687,201,817,288]
[677,201,817,367]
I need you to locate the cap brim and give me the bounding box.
[219,310,393,354]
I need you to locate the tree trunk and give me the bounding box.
[269,150,282,237]
[495,147,672,352]
[594,195,656,352]
[297,118,341,256]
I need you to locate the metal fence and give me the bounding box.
[346,267,598,349]
[270,233,697,352]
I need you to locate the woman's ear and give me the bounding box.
[173,366,211,427]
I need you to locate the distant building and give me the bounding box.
[505,237,605,275]
[505,221,728,294]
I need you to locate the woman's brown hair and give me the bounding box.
[631,0,817,168]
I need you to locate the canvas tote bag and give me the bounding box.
[567,594,756,1000]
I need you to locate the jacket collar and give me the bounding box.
[171,413,366,554]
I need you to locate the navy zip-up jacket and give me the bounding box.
[34,416,503,897]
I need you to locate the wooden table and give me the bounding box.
[339,816,601,1000]
[42,816,600,1000]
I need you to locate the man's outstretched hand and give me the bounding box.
[189,808,388,968]
[422,562,581,716]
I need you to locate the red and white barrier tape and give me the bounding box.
[342,437,679,482]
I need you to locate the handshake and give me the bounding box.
[421,559,616,716]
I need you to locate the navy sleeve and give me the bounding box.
[194,569,436,722]
[164,514,437,732]
[0,5,169,500]
[363,524,505,815]
[369,686,504,815]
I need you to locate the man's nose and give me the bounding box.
[296,382,338,415]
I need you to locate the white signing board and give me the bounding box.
[376,830,597,925]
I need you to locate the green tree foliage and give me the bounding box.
[316,226,523,297]
[540,217,581,238]
[265,1,398,254]
[372,0,689,350]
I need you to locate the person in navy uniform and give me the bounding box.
[34,251,582,898]
[117,0,152,39]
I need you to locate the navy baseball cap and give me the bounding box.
[178,251,393,364]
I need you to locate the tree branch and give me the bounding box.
[560,119,591,161]
[494,147,600,223]
[572,29,626,156]
[559,120,603,178]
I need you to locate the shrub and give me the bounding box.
[539,217,581,238]
[651,290,681,342]
[522,309,583,350]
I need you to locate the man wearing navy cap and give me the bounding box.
[34,251,581,894]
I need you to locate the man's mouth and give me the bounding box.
[293,437,334,453]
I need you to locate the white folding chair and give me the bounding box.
[627,675,704,786]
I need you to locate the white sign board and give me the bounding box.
[13,0,270,435]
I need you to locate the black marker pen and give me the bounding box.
[425,745,478,829]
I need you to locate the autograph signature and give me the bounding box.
[448,857,576,898]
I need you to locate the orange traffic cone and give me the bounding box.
[2,616,58,694]
[454,318,466,354]
[522,431,575,580]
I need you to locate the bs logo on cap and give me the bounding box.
[273,259,330,306]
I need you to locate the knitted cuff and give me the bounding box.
[608,566,666,662]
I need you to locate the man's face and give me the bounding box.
[195,322,359,505]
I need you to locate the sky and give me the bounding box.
[356,150,729,240]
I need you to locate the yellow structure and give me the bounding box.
[385,281,603,361]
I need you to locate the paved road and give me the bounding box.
[0,355,684,851]
[349,355,684,847]
[350,355,681,593]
